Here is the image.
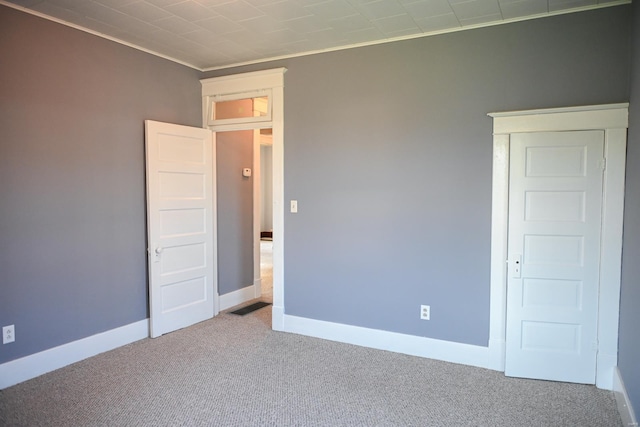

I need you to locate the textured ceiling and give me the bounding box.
[2,0,625,70]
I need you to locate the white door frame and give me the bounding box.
[487,103,628,389]
[201,68,286,330]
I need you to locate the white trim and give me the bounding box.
[487,104,628,389]
[270,83,285,331]
[201,69,286,330]
[254,277,262,298]
[219,285,257,311]
[1,1,628,73]
[613,367,639,427]
[596,127,627,389]
[487,133,510,372]
[201,69,286,97]
[215,280,263,306]
[283,315,490,369]
[597,351,619,390]
[212,131,220,317]
[488,102,630,118]
[272,305,285,331]
[488,103,629,134]
[0,320,148,389]
[253,128,262,300]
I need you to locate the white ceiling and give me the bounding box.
[3,0,624,70]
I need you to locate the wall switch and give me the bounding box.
[3,325,15,344]
[290,200,298,213]
[420,305,430,321]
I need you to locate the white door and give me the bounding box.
[145,120,216,338]
[505,130,604,384]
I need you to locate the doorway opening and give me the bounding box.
[215,125,274,312]
[201,68,286,330]
[259,129,273,304]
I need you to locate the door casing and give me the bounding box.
[201,68,286,330]
[487,103,628,389]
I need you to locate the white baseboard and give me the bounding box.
[596,352,618,390]
[282,314,490,369]
[219,285,256,311]
[253,278,262,298]
[271,305,284,331]
[487,338,506,371]
[613,367,638,427]
[0,319,149,390]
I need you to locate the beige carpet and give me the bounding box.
[0,305,622,426]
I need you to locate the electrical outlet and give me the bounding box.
[420,305,430,321]
[3,325,15,344]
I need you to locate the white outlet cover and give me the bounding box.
[420,305,430,320]
[3,325,15,344]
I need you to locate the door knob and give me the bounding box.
[153,246,163,263]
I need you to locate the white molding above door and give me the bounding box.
[487,103,628,390]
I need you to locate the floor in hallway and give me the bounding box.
[260,239,272,303]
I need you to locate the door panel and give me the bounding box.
[524,191,585,222]
[145,120,215,338]
[505,130,604,384]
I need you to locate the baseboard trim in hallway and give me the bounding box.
[219,285,257,311]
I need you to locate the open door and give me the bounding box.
[145,120,216,338]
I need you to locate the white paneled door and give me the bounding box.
[505,131,605,384]
[145,120,215,338]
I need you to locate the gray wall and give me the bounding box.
[618,1,640,415]
[216,131,254,295]
[204,6,631,346]
[2,4,637,414]
[0,5,201,364]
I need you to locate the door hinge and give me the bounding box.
[592,341,599,351]
[599,158,606,170]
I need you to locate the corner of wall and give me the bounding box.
[219,284,259,311]
[614,367,639,427]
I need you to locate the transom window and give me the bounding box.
[206,90,271,128]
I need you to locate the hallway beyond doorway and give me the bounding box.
[260,239,273,303]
